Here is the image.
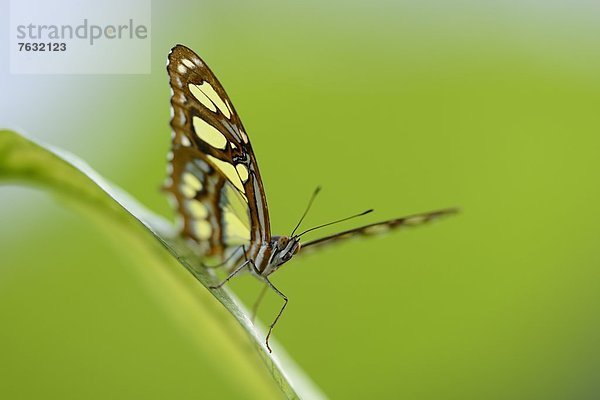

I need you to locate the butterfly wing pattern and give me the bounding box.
[165,45,271,269]
[164,44,457,352]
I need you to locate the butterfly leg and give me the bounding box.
[209,259,250,289]
[250,283,269,323]
[263,278,288,353]
[245,260,288,352]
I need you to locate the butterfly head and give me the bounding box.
[262,235,301,275]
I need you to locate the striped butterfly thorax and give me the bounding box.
[164,44,457,352]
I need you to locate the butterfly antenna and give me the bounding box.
[296,209,373,238]
[290,186,322,237]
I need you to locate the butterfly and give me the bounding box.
[164,44,457,352]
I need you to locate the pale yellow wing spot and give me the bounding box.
[207,155,245,193]
[223,209,251,243]
[193,219,212,240]
[180,184,196,199]
[236,164,249,182]
[225,99,233,118]
[239,129,249,144]
[180,135,191,147]
[192,116,228,149]
[188,84,217,113]
[182,171,202,192]
[190,56,202,66]
[177,64,187,74]
[222,182,250,224]
[199,82,231,119]
[181,59,195,69]
[187,200,208,219]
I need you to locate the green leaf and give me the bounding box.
[0,129,325,400]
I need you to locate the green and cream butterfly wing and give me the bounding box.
[164,145,250,259]
[165,44,271,262]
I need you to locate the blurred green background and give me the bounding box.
[2,0,600,399]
